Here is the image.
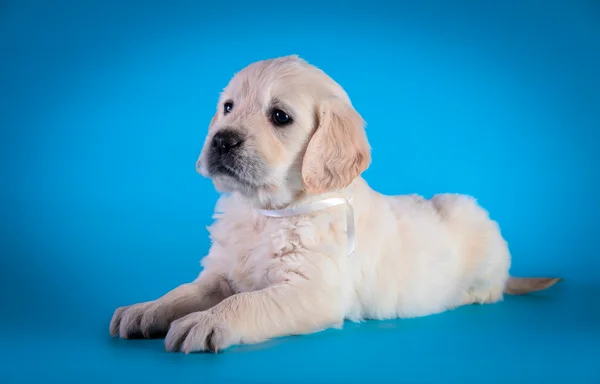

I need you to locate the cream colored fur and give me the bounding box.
[110,55,560,353]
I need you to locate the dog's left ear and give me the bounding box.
[302,98,371,194]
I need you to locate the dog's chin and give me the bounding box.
[211,175,243,193]
[209,167,306,209]
[209,169,261,195]
[205,153,269,195]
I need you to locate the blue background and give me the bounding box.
[1,0,599,382]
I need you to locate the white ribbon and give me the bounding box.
[258,192,356,256]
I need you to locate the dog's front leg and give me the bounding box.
[110,271,233,339]
[165,281,343,353]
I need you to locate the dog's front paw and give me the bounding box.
[165,311,235,353]
[110,301,175,339]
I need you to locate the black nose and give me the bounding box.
[211,130,243,155]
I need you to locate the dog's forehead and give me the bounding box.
[222,59,323,105]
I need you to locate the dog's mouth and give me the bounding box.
[211,162,240,179]
[207,156,264,191]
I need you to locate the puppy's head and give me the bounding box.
[196,55,371,207]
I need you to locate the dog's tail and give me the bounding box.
[503,277,562,295]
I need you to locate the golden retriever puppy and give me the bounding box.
[110,55,560,353]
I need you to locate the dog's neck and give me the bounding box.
[253,182,357,256]
[242,180,356,211]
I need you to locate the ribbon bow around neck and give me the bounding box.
[257,189,356,256]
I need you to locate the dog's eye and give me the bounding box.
[271,109,292,126]
[223,102,234,115]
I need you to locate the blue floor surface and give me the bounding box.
[2,281,598,383]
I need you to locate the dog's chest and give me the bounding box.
[207,195,346,293]
[226,217,311,293]
[207,215,294,293]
